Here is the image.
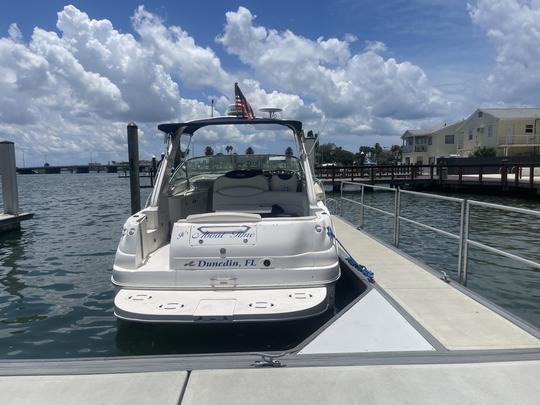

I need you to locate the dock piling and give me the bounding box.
[127,123,141,214]
[0,141,19,215]
[0,141,33,232]
[151,155,157,187]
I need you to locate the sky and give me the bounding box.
[1,0,540,165]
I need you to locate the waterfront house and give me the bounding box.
[401,108,540,163]
[401,122,462,164]
[455,108,540,157]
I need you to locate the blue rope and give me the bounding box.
[327,226,375,282]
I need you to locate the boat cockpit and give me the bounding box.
[168,154,309,222]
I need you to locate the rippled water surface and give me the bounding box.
[1,173,539,358]
[0,174,139,358]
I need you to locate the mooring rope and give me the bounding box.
[327,226,375,282]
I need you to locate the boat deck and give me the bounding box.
[144,243,170,270]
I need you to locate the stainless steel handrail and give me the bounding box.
[398,216,459,240]
[341,196,394,216]
[325,197,339,215]
[336,181,540,285]
[398,188,466,277]
[462,200,540,284]
[467,199,540,217]
[399,188,464,203]
[340,181,396,230]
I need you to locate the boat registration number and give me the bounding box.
[188,225,257,246]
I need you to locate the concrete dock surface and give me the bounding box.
[0,371,187,405]
[1,361,540,404]
[332,216,540,350]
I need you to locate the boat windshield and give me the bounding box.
[169,154,303,193]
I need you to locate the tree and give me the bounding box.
[316,143,336,164]
[316,143,355,165]
[245,147,254,155]
[374,143,383,162]
[390,145,402,162]
[285,146,294,156]
[470,147,496,157]
[204,146,214,156]
[357,146,374,163]
[225,145,233,155]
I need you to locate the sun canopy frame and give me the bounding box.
[158,117,303,136]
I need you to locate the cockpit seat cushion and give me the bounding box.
[213,172,269,198]
[213,170,307,215]
[270,173,299,192]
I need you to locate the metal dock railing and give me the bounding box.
[336,181,540,285]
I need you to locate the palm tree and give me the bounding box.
[204,146,214,156]
[225,145,233,155]
[245,147,254,155]
[285,146,294,156]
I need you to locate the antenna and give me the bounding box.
[259,107,283,119]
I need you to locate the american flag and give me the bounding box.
[234,82,255,119]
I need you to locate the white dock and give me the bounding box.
[1,215,539,404]
[0,213,34,232]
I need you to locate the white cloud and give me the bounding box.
[54,5,180,122]
[8,23,23,43]
[131,6,232,93]
[469,0,540,104]
[216,6,449,126]
[364,40,387,53]
[0,4,458,164]
[0,6,227,164]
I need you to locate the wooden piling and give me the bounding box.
[151,155,157,187]
[127,123,141,214]
[0,141,19,215]
[0,141,33,232]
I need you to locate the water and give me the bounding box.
[0,174,539,359]
[336,188,540,328]
[0,174,137,358]
[0,173,362,359]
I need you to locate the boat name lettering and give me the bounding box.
[193,259,258,268]
[191,231,255,239]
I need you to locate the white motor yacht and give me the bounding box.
[112,116,339,322]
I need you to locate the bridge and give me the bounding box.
[16,162,154,174]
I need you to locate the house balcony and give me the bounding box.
[498,134,540,146]
[403,145,414,153]
[403,145,429,154]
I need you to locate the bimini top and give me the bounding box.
[158,117,303,135]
